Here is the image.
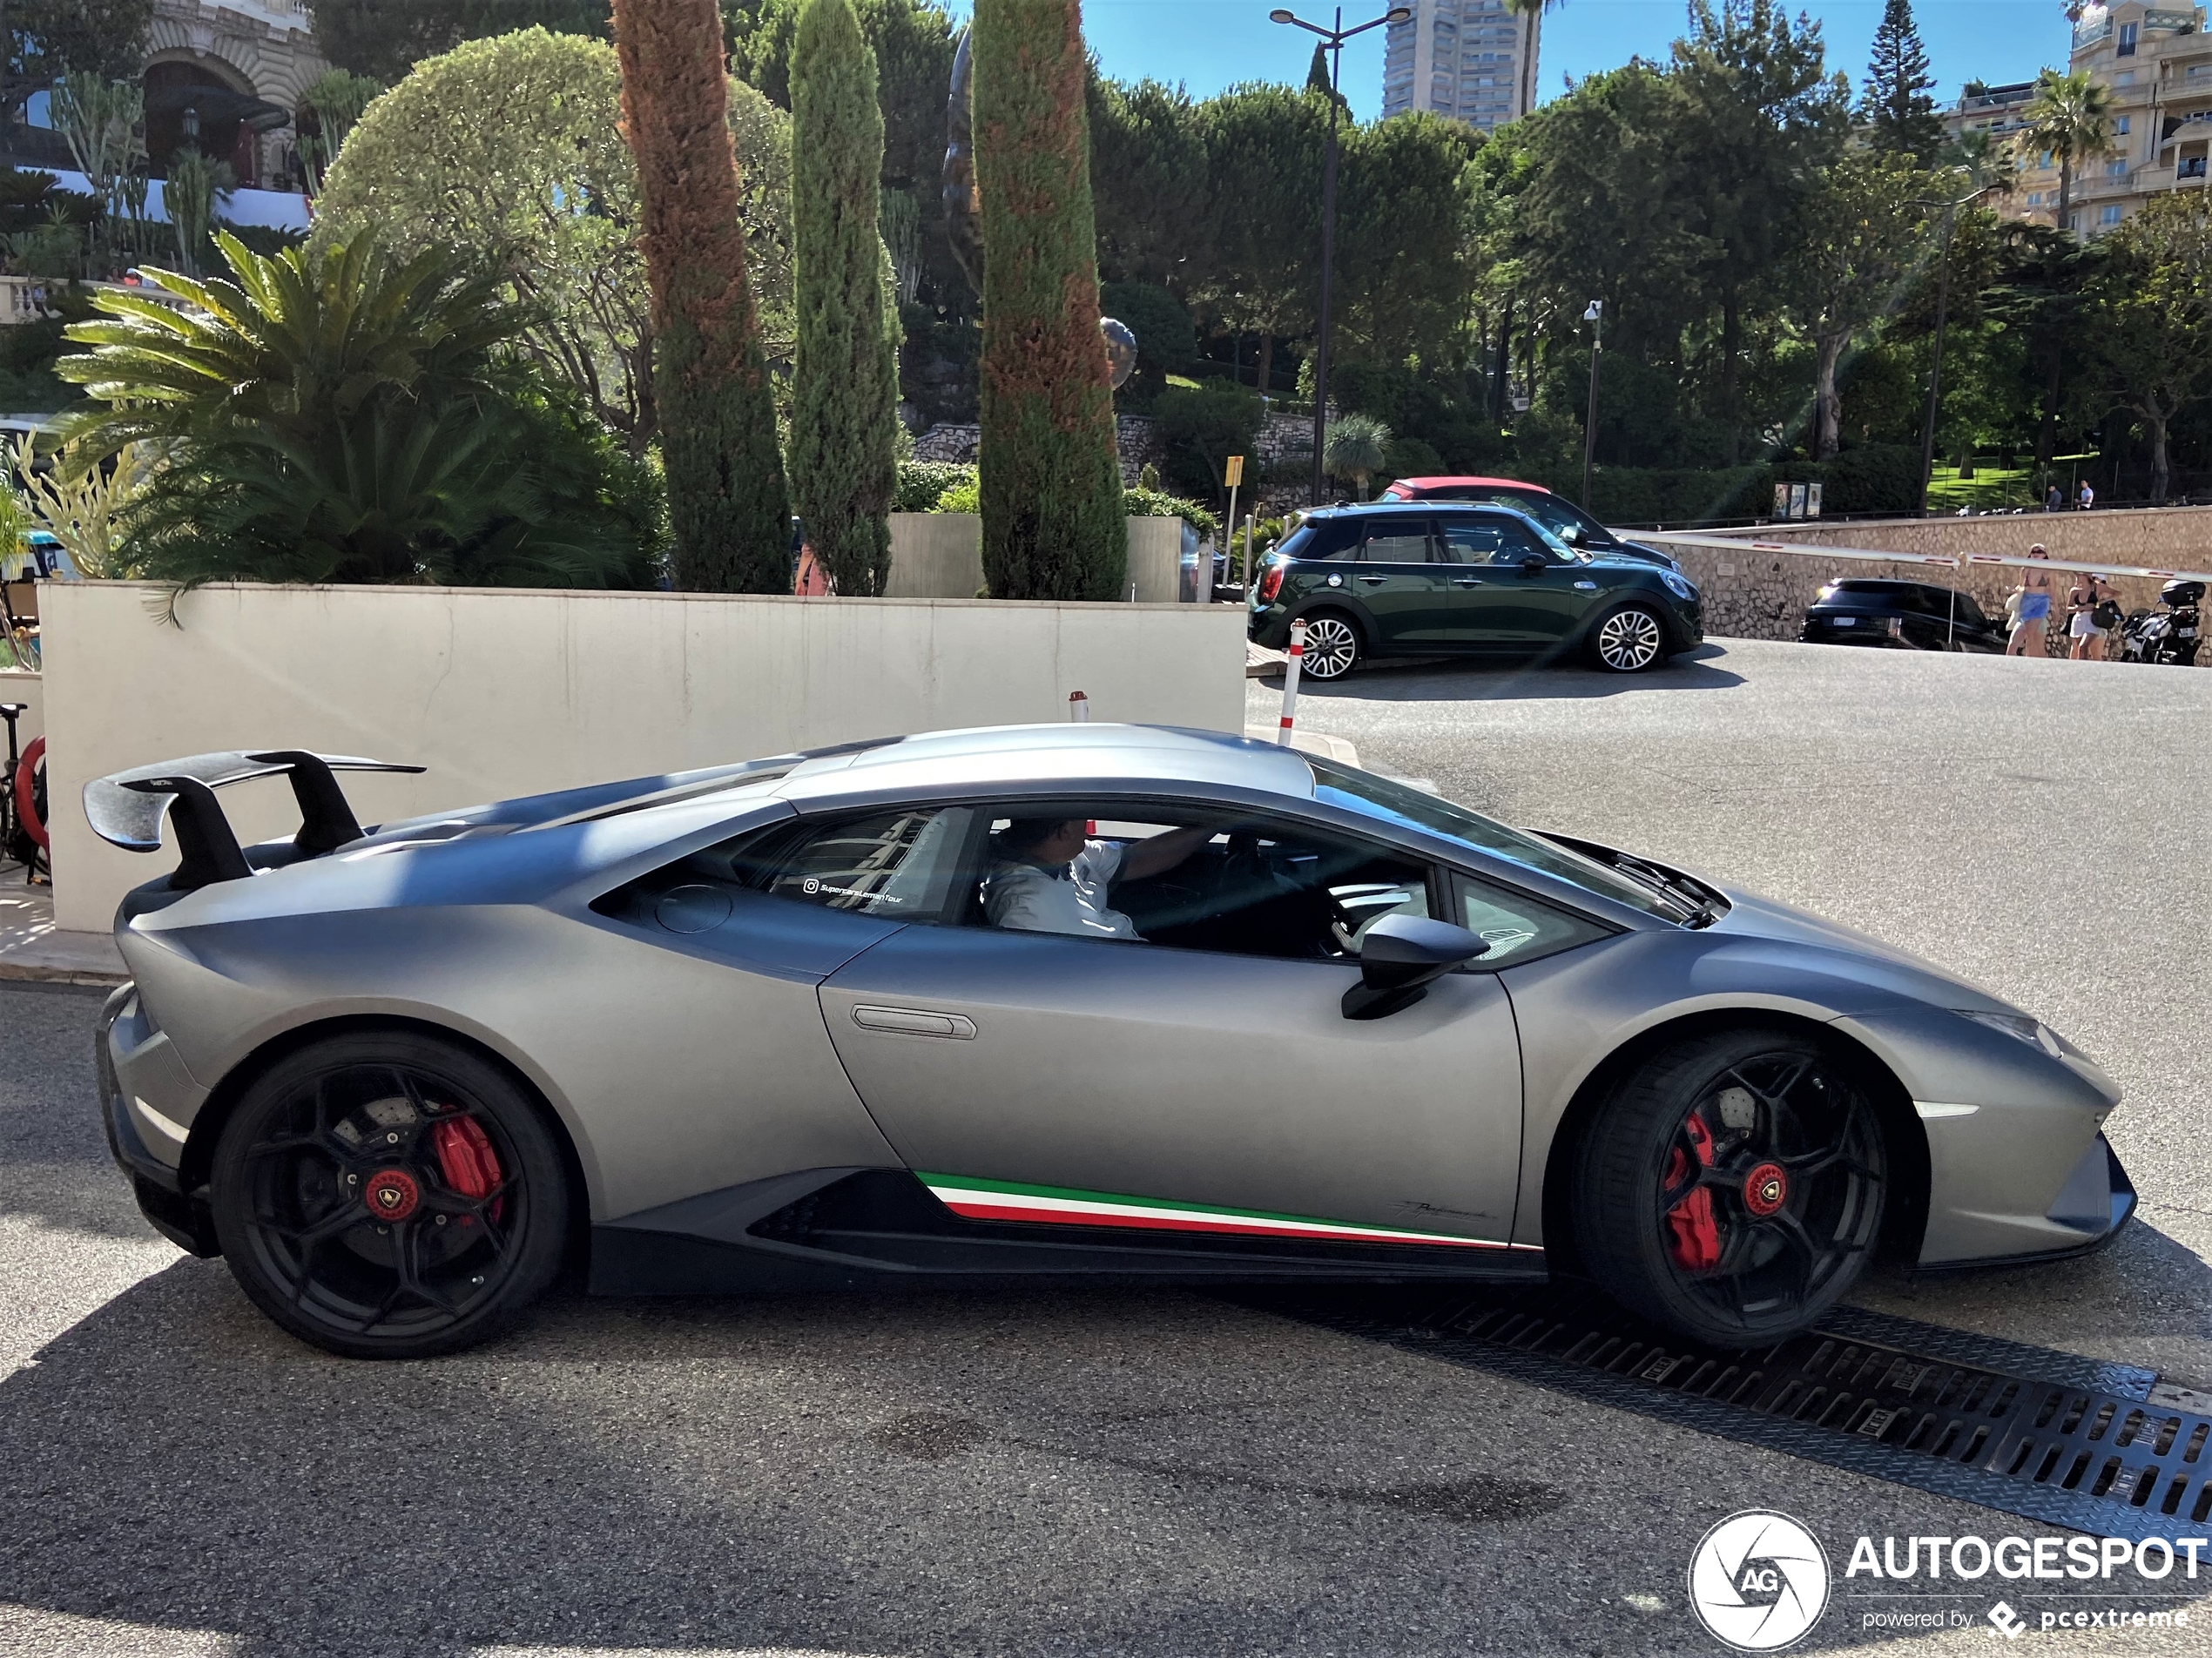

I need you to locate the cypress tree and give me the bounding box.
[791,0,900,595]
[971,0,1125,602]
[1859,0,1943,165]
[610,0,790,592]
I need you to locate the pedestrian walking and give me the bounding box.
[2067,569,2116,661]
[2046,482,2063,512]
[2078,478,2096,511]
[2009,545,2054,657]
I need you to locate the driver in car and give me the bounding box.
[984,817,1211,940]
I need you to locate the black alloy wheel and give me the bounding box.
[1296,611,1362,681]
[1574,1028,1887,1347]
[209,1033,569,1359]
[1588,603,1669,673]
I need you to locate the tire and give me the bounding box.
[209,1031,570,1359]
[1587,603,1669,673]
[1571,1027,1886,1347]
[1295,610,1362,681]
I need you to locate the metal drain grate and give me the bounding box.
[1254,1287,2205,1540]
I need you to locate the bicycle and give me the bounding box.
[0,703,47,885]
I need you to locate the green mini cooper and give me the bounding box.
[1248,502,1703,680]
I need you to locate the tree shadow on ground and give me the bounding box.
[1262,644,1747,704]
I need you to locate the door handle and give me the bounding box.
[850,1005,978,1039]
[1356,575,1386,584]
[1452,578,1483,587]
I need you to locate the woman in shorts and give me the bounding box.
[2009,545,2054,657]
[2067,570,2115,661]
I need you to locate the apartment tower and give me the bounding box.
[1380,0,1541,131]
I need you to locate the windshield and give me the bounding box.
[1511,511,1585,562]
[1306,759,1684,920]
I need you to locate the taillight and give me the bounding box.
[1258,561,1285,603]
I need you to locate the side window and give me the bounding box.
[1358,516,1436,564]
[1285,517,1361,561]
[1440,522,1512,565]
[968,805,1434,961]
[1453,873,1612,967]
[761,807,976,920]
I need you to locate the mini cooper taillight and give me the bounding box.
[1258,560,1285,603]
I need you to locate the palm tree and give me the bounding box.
[2019,67,2113,238]
[1323,413,1392,499]
[56,231,517,463]
[54,234,647,593]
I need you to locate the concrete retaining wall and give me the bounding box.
[41,582,1247,930]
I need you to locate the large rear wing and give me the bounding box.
[84,751,425,892]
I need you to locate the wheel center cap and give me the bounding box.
[362,1167,421,1222]
[1743,1162,1788,1218]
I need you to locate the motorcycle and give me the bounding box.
[2118,579,2204,667]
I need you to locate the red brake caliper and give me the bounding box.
[430,1115,504,1223]
[1662,1110,1721,1272]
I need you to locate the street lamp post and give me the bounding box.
[1270,4,1412,506]
[1581,299,1602,510]
[1915,177,1993,517]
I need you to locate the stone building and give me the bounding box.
[137,0,329,192]
[2000,2,2212,236]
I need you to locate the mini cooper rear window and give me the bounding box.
[1306,759,1685,921]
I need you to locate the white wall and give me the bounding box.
[885,514,984,599]
[1128,518,1184,603]
[43,583,1248,931]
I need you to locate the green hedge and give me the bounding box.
[894,458,975,511]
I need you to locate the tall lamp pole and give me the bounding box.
[1580,300,1603,509]
[1270,4,1412,506]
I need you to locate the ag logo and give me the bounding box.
[1687,1511,1830,1652]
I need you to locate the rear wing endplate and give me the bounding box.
[84,751,426,892]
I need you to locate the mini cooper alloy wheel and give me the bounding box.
[1297,613,1361,680]
[1593,605,1666,672]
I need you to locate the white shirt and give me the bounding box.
[984,839,1136,940]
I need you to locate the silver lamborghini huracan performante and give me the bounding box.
[91,726,2133,1359]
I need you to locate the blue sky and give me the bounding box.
[1024,1,2075,123]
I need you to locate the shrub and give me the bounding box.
[895,457,974,510]
[1151,379,1263,502]
[1122,483,1217,537]
[934,475,981,513]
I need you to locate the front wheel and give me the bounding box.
[209,1032,570,1359]
[1572,1028,1887,1347]
[1295,610,1362,681]
[1588,603,1669,673]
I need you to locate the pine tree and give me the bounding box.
[1859,0,1943,165]
[970,0,1125,601]
[1305,43,1348,114]
[610,0,791,592]
[791,0,900,595]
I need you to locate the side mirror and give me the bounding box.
[1342,914,1489,1021]
[1519,552,1548,574]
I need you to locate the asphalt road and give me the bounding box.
[4,638,2209,1658]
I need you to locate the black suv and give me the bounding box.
[1248,502,1703,680]
[1799,578,2006,653]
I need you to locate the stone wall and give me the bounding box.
[1671,510,2211,654]
[909,416,1166,487]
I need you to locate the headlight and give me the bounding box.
[1661,570,1698,601]
[1954,1008,2066,1058]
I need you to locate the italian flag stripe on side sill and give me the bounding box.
[917,1172,1529,1250]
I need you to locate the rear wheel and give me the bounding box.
[1588,603,1669,673]
[1572,1028,1886,1346]
[1296,610,1362,681]
[209,1032,569,1359]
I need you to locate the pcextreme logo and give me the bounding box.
[1687,1511,1832,1653]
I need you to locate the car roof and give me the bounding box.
[1298,500,1536,522]
[774,723,1318,808]
[1389,476,1555,495]
[1823,578,1955,596]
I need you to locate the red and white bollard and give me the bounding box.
[1275,620,1305,746]
[1068,691,1089,723]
